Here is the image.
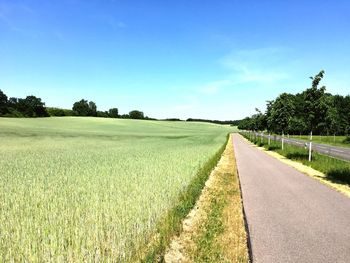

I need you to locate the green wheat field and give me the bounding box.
[0,117,234,262]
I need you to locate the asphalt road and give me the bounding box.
[232,134,350,263]
[252,133,350,162]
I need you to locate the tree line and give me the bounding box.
[186,118,240,126]
[0,90,146,119]
[1,89,241,124]
[238,70,350,135]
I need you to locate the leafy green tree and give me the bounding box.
[334,95,350,135]
[73,99,90,116]
[265,100,274,132]
[238,70,350,136]
[47,107,66,116]
[303,70,328,134]
[97,111,109,118]
[237,117,253,130]
[129,110,144,119]
[288,117,307,135]
[120,114,130,119]
[325,104,340,135]
[73,99,97,116]
[88,101,97,116]
[268,93,295,134]
[252,108,266,131]
[0,89,8,115]
[108,108,119,118]
[16,96,48,117]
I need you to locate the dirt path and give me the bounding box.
[233,134,350,263]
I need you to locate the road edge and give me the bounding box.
[239,134,350,198]
[232,134,253,262]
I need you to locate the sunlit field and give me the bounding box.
[0,117,234,262]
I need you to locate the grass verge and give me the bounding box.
[164,135,249,263]
[138,135,230,262]
[240,132,350,192]
[289,135,350,148]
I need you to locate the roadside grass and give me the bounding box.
[289,135,350,148]
[164,135,249,263]
[195,194,226,262]
[241,133,350,185]
[194,136,248,263]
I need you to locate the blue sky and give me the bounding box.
[1,0,349,120]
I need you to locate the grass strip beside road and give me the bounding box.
[164,135,249,263]
[289,135,350,148]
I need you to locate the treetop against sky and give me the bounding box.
[0,0,349,120]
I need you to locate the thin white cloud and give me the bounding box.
[173,96,199,111]
[198,79,232,94]
[117,21,126,28]
[220,47,291,85]
[195,47,291,98]
[91,14,126,29]
[0,2,36,35]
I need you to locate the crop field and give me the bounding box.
[0,117,234,262]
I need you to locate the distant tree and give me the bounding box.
[252,108,266,131]
[303,70,328,134]
[238,117,253,130]
[0,89,8,115]
[108,108,119,118]
[238,70,350,136]
[265,100,274,132]
[186,118,240,125]
[89,101,97,116]
[164,118,182,121]
[97,111,110,118]
[129,110,144,119]
[120,114,130,119]
[5,97,22,116]
[73,99,90,116]
[8,97,18,107]
[144,116,157,120]
[47,107,66,116]
[325,104,340,135]
[288,117,307,135]
[15,96,48,117]
[334,95,350,135]
[268,93,295,134]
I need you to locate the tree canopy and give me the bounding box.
[129,110,144,119]
[238,71,350,135]
[0,90,49,117]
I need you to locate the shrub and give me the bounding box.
[343,136,350,144]
[327,168,350,184]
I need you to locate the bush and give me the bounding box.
[327,168,350,184]
[257,142,265,147]
[267,145,281,151]
[343,136,350,144]
[47,107,66,116]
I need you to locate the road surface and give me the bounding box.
[250,132,350,162]
[232,134,350,263]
